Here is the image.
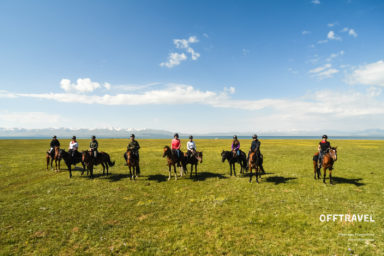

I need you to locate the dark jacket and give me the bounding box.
[251,140,261,152]
[50,139,60,148]
[319,141,331,152]
[90,140,98,150]
[128,140,140,152]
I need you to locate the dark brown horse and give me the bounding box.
[163,146,186,181]
[82,151,115,178]
[221,150,247,176]
[46,146,61,171]
[183,151,203,178]
[126,149,139,180]
[248,151,261,183]
[313,147,337,184]
[58,150,85,178]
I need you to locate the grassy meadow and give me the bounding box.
[0,139,383,255]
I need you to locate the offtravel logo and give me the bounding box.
[320,214,375,222]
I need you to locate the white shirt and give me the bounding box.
[69,141,78,150]
[187,141,196,151]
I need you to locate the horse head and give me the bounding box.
[163,146,170,158]
[197,151,203,163]
[329,147,337,161]
[221,150,228,162]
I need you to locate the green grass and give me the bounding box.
[0,139,383,255]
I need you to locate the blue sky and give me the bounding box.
[0,0,384,134]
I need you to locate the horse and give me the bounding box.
[313,147,337,184]
[221,150,247,176]
[183,151,203,178]
[248,151,261,183]
[46,146,61,171]
[126,149,139,180]
[58,150,85,178]
[163,146,186,180]
[82,151,115,178]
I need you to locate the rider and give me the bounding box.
[171,133,181,166]
[89,135,98,159]
[246,134,266,173]
[318,135,331,168]
[48,135,60,157]
[186,135,196,159]
[231,135,240,158]
[124,134,141,174]
[68,136,79,162]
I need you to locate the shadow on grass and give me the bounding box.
[106,173,133,182]
[265,176,297,185]
[191,172,228,181]
[332,176,365,186]
[147,174,168,182]
[242,172,274,177]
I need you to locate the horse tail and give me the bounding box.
[105,153,115,167]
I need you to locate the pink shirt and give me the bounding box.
[171,139,181,150]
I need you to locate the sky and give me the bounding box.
[0,0,384,134]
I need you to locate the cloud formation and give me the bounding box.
[327,31,341,41]
[160,36,200,68]
[309,64,339,79]
[60,78,101,93]
[347,60,384,86]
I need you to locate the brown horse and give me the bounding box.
[163,146,186,180]
[126,149,139,180]
[82,151,115,178]
[313,147,337,184]
[183,151,203,178]
[46,146,61,171]
[248,151,261,183]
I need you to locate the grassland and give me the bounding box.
[0,139,383,255]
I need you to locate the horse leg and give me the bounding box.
[174,164,177,180]
[229,163,232,176]
[256,167,259,183]
[168,165,171,181]
[195,164,197,178]
[190,164,193,178]
[129,166,132,180]
[46,155,49,170]
[233,163,236,177]
[313,161,317,179]
[329,169,333,185]
[106,163,109,176]
[249,167,253,183]
[323,167,327,184]
[68,166,72,178]
[58,159,61,172]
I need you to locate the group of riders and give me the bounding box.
[48,133,332,172]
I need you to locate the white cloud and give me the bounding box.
[327,31,341,41]
[161,36,200,68]
[348,29,358,37]
[60,78,100,93]
[160,52,187,68]
[328,23,336,27]
[347,60,384,86]
[103,82,111,90]
[317,39,328,44]
[0,111,65,129]
[309,64,339,79]
[312,0,320,4]
[302,30,311,35]
[326,50,344,62]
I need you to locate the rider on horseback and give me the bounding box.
[318,135,331,168]
[89,135,98,159]
[187,135,196,159]
[231,135,240,158]
[246,134,266,173]
[48,135,60,157]
[171,133,182,166]
[68,136,78,163]
[124,134,141,174]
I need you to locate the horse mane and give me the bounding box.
[164,145,171,150]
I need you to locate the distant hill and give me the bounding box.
[0,127,384,138]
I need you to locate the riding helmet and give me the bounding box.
[72,136,76,140]
[252,134,258,139]
[233,135,238,139]
[189,135,193,139]
[53,135,57,139]
[174,133,179,138]
[130,134,135,138]
[92,135,96,139]
[322,134,328,139]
